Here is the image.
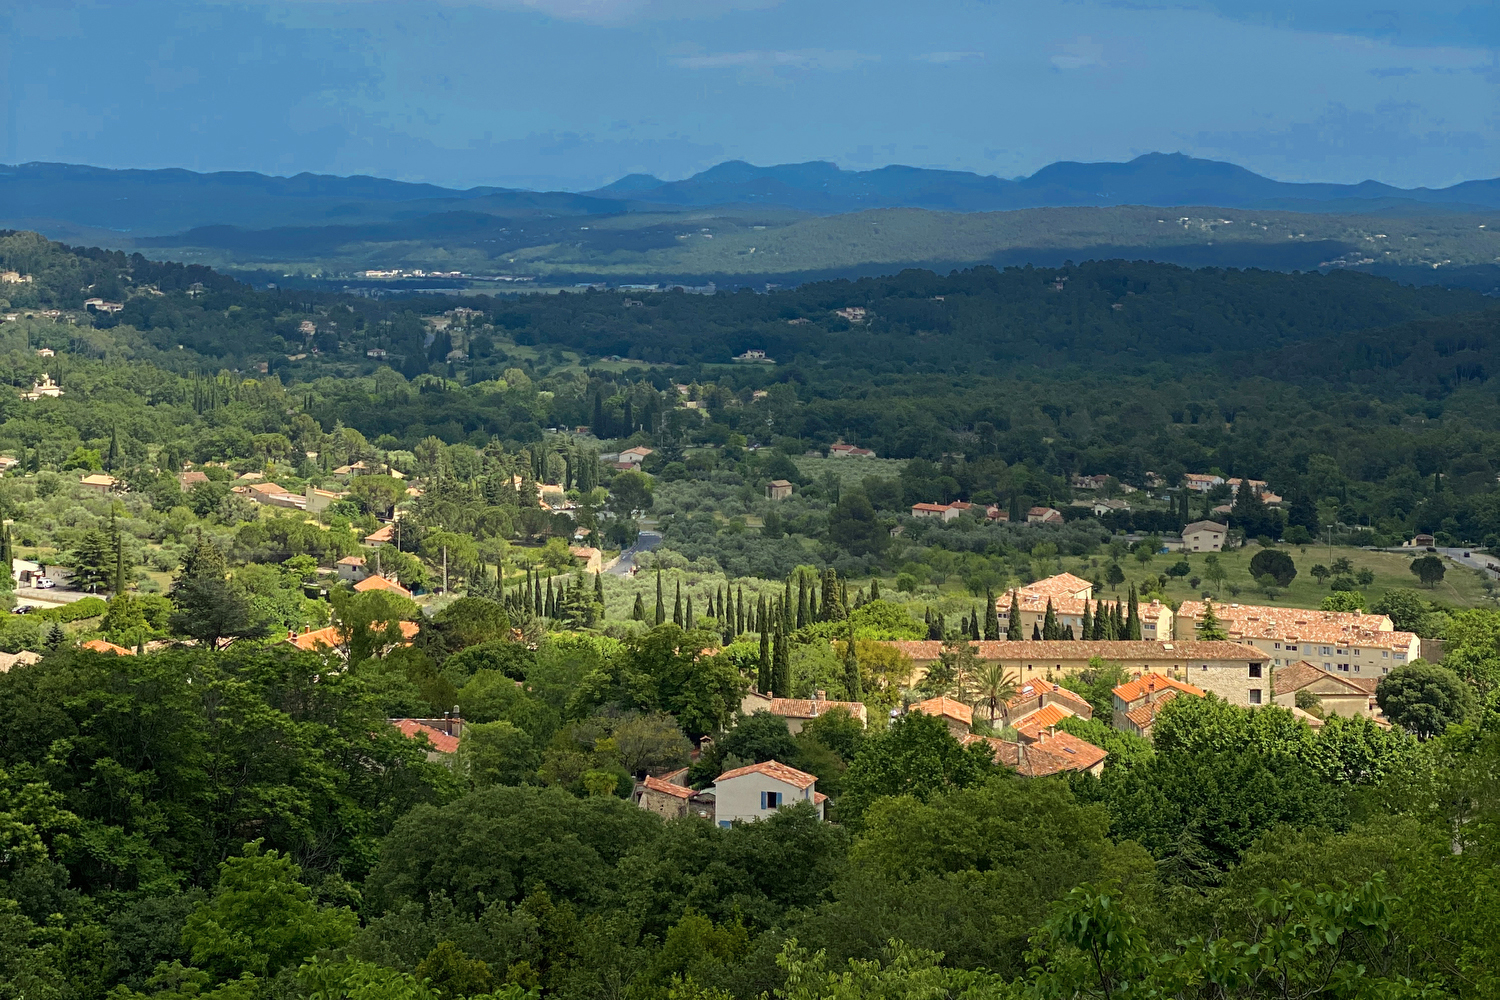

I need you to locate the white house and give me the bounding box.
[712,760,826,826]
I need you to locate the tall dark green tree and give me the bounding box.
[655,569,666,625]
[843,621,863,701]
[1007,591,1023,641]
[673,581,684,627]
[983,588,1000,640]
[771,623,791,697]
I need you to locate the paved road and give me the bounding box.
[1436,546,1500,579]
[608,530,662,577]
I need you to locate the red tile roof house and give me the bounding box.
[711,760,826,826]
[828,442,876,458]
[911,696,974,738]
[391,718,462,761]
[964,731,1108,778]
[635,769,716,821]
[741,688,869,734]
[1112,672,1205,740]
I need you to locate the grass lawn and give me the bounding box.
[1063,544,1494,612]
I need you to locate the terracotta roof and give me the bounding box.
[913,696,973,726]
[288,621,418,652]
[337,555,366,566]
[813,791,829,805]
[911,502,949,513]
[1001,573,1170,625]
[1023,731,1109,776]
[1113,672,1205,703]
[641,774,695,799]
[883,640,1267,662]
[392,719,459,754]
[1123,688,1185,730]
[965,731,1108,776]
[244,482,287,495]
[1183,520,1227,534]
[768,697,869,725]
[1175,602,1413,653]
[353,574,412,598]
[1005,678,1093,713]
[768,479,793,488]
[1014,703,1076,740]
[715,759,818,789]
[82,639,134,656]
[363,524,395,545]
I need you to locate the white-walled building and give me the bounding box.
[712,760,826,826]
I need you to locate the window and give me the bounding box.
[1320,647,1331,656]
[1323,662,1333,670]
[718,820,732,829]
[1249,663,1262,678]
[1382,651,1389,658]
[1248,689,1262,705]
[760,791,782,810]
[1286,645,1298,652]
[1274,642,1281,650]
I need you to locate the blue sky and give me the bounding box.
[1,0,1494,191]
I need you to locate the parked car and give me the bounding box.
[11,605,32,614]
[34,577,54,589]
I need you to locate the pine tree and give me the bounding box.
[655,570,666,625]
[673,581,684,627]
[983,588,1000,640]
[632,593,646,620]
[1007,591,1023,641]
[1197,599,1228,641]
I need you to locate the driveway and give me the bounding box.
[608,530,662,576]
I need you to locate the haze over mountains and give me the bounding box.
[2,154,1497,290]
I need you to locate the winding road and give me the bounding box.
[608,530,662,576]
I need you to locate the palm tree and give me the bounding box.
[966,659,1020,724]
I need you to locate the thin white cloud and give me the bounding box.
[916,51,985,64]
[262,0,785,25]
[673,49,876,71]
[1051,36,1105,70]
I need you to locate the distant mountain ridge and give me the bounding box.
[589,153,1500,214]
[3,154,1498,241]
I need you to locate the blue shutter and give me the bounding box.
[760,791,767,810]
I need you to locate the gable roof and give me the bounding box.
[913,696,974,726]
[1014,703,1076,740]
[288,621,418,652]
[391,719,459,754]
[82,639,134,655]
[1023,731,1109,776]
[1183,520,1228,534]
[0,650,42,672]
[715,759,817,789]
[641,774,696,799]
[353,574,412,598]
[1113,672,1205,703]
[768,697,869,725]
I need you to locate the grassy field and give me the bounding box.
[1060,544,1494,613]
[792,455,905,486]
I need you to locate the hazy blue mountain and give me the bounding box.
[590,153,1500,213]
[0,161,620,237]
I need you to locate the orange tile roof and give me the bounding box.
[353,574,412,598]
[1175,601,1411,654]
[641,774,696,799]
[1113,672,1205,703]
[1020,572,1094,598]
[1273,661,1380,697]
[1014,703,1076,740]
[287,621,418,652]
[715,759,818,789]
[363,524,395,545]
[392,719,459,754]
[1006,678,1093,712]
[1022,731,1109,776]
[1123,689,1184,731]
[913,696,974,726]
[82,639,134,656]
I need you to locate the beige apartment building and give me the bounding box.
[999,572,1174,640]
[882,639,1271,706]
[1176,600,1418,681]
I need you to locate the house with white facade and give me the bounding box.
[712,760,826,826]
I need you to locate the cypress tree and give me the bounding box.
[545,577,555,618]
[632,593,646,620]
[809,588,819,623]
[673,581,684,627]
[782,578,794,632]
[1007,591,1023,641]
[843,622,863,701]
[1031,621,1041,640]
[1063,624,1076,640]
[655,570,666,625]
[970,605,981,640]
[1114,601,1126,638]
[737,586,746,635]
[870,578,881,600]
[926,607,940,640]
[936,613,946,638]
[983,588,1000,640]
[1126,585,1142,640]
[1042,598,1059,640]
[796,574,809,629]
[686,595,695,631]
[533,572,543,618]
[594,571,604,618]
[1081,600,1093,639]
[772,625,791,697]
